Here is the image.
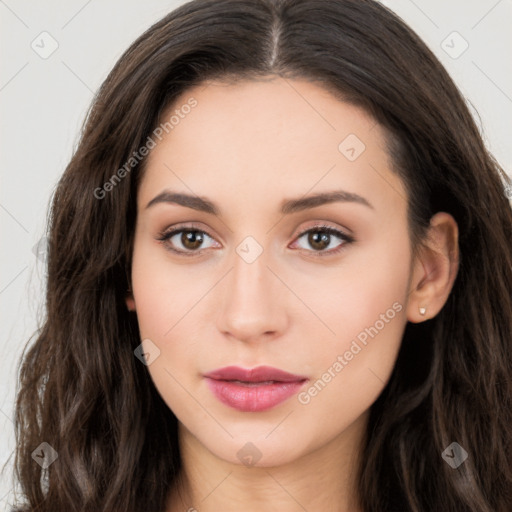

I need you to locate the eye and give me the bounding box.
[156,224,219,256]
[156,222,354,257]
[290,224,354,256]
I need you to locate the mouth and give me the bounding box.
[203,365,309,412]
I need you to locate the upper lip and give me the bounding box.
[203,365,308,383]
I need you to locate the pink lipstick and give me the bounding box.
[203,365,308,412]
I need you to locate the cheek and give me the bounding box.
[294,237,410,425]
[130,239,210,342]
[335,247,409,347]
[130,247,207,417]
[129,241,217,408]
[294,305,406,457]
[297,228,410,357]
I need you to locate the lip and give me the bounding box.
[203,365,309,412]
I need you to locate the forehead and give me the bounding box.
[138,77,407,218]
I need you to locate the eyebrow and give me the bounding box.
[145,189,373,215]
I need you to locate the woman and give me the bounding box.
[13,0,512,510]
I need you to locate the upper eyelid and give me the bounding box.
[159,222,350,239]
[160,223,217,241]
[295,224,351,239]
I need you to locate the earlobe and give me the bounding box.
[406,212,459,323]
[125,291,136,312]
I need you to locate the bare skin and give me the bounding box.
[126,76,459,512]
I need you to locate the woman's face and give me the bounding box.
[128,77,413,467]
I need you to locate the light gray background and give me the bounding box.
[1,0,511,508]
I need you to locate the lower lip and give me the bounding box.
[205,378,307,412]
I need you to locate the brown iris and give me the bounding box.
[180,230,204,250]
[308,230,331,251]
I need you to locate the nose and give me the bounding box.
[216,244,289,344]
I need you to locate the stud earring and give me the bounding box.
[419,307,426,316]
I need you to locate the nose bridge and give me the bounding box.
[216,236,286,341]
[232,242,270,300]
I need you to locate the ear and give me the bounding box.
[407,212,459,323]
[125,290,136,312]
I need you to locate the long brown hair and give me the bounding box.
[11,0,512,510]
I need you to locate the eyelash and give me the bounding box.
[156,222,355,258]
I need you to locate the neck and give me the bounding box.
[166,412,368,512]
